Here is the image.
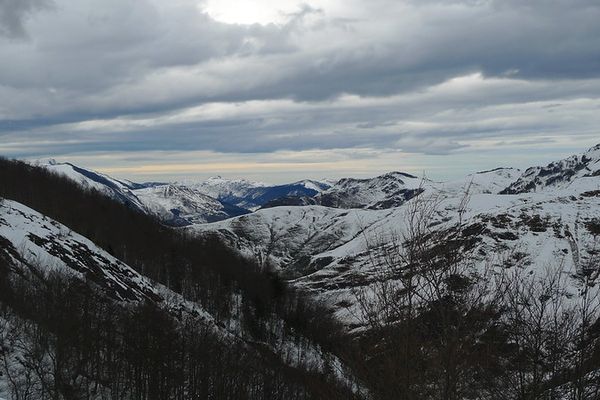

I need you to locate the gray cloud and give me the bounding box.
[3,77,599,161]
[0,0,52,38]
[0,0,599,180]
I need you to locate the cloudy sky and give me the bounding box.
[1,0,599,183]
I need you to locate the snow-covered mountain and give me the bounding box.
[37,162,335,224]
[134,184,249,225]
[0,199,227,329]
[192,144,600,326]
[501,144,600,194]
[441,167,522,195]
[39,160,147,212]
[190,177,331,210]
[4,145,599,398]
[303,168,523,211]
[194,205,377,276]
[0,194,356,399]
[0,198,229,399]
[135,177,332,223]
[0,199,222,331]
[260,168,522,210]
[312,171,426,209]
[37,161,251,225]
[189,176,266,206]
[0,199,159,302]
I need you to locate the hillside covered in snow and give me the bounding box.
[192,145,600,323]
[35,161,333,225]
[189,144,600,398]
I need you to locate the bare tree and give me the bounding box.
[349,184,512,399]
[570,241,600,400]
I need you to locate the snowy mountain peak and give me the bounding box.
[134,183,249,225]
[438,167,522,195]
[500,143,600,194]
[383,171,420,180]
[203,175,266,188]
[289,179,332,193]
[314,170,425,210]
[34,162,250,225]
[587,142,600,153]
[334,171,421,186]
[37,161,147,212]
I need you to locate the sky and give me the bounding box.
[0,0,599,183]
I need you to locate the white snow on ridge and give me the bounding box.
[440,167,522,195]
[188,176,267,201]
[192,205,391,272]
[315,171,426,209]
[35,161,250,225]
[292,179,332,193]
[502,143,600,194]
[0,199,159,302]
[134,184,248,225]
[37,160,147,212]
[309,168,521,211]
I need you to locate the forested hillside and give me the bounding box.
[0,158,357,399]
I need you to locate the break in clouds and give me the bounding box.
[1,0,599,180]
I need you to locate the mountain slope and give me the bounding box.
[193,205,389,276]
[0,199,340,399]
[441,167,522,195]
[191,177,331,210]
[193,145,600,327]
[314,172,425,209]
[39,160,147,212]
[0,159,360,399]
[3,146,600,399]
[186,145,600,397]
[37,161,251,225]
[134,184,250,225]
[308,167,521,211]
[0,199,160,303]
[501,144,600,194]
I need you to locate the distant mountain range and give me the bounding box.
[30,159,522,227]
[35,161,333,225]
